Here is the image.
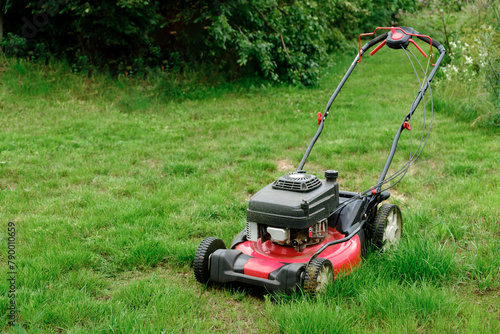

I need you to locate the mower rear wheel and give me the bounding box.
[303,258,334,295]
[372,204,403,250]
[193,237,226,284]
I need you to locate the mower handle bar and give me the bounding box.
[299,28,446,264]
[297,27,446,174]
[360,26,445,56]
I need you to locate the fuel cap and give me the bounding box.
[325,170,338,182]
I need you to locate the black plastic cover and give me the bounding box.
[247,179,339,229]
[386,29,411,49]
[329,196,368,234]
[230,229,247,249]
[210,249,305,293]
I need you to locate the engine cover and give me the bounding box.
[246,172,339,229]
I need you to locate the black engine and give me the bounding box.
[246,170,339,251]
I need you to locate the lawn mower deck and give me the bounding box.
[194,26,446,294]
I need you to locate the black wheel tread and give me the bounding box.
[372,204,402,249]
[303,258,333,294]
[193,237,225,284]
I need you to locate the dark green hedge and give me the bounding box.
[1,0,416,83]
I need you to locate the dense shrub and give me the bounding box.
[162,0,417,84]
[1,0,162,74]
[1,0,417,83]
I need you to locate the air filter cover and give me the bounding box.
[272,172,321,192]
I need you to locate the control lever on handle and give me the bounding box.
[409,39,427,58]
[370,40,386,56]
[370,37,427,58]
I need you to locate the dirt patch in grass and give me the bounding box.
[389,188,410,205]
[277,159,294,172]
[474,286,500,297]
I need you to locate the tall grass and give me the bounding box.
[384,236,458,284]
[270,281,469,333]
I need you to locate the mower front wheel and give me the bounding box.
[193,237,226,284]
[372,204,403,250]
[303,258,334,295]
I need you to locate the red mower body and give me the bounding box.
[235,228,361,280]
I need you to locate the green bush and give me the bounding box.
[164,0,417,84]
[0,32,27,57]
[1,0,417,83]
[2,0,162,74]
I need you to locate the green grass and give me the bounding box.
[0,37,499,333]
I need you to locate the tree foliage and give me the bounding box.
[1,0,417,83]
[165,0,417,84]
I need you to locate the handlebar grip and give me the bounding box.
[361,32,388,53]
[416,35,444,52]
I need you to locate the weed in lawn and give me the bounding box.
[384,234,458,284]
[121,239,168,269]
[465,239,500,293]
[357,282,460,328]
[444,162,478,177]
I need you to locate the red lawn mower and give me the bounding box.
[194,27,446,294]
